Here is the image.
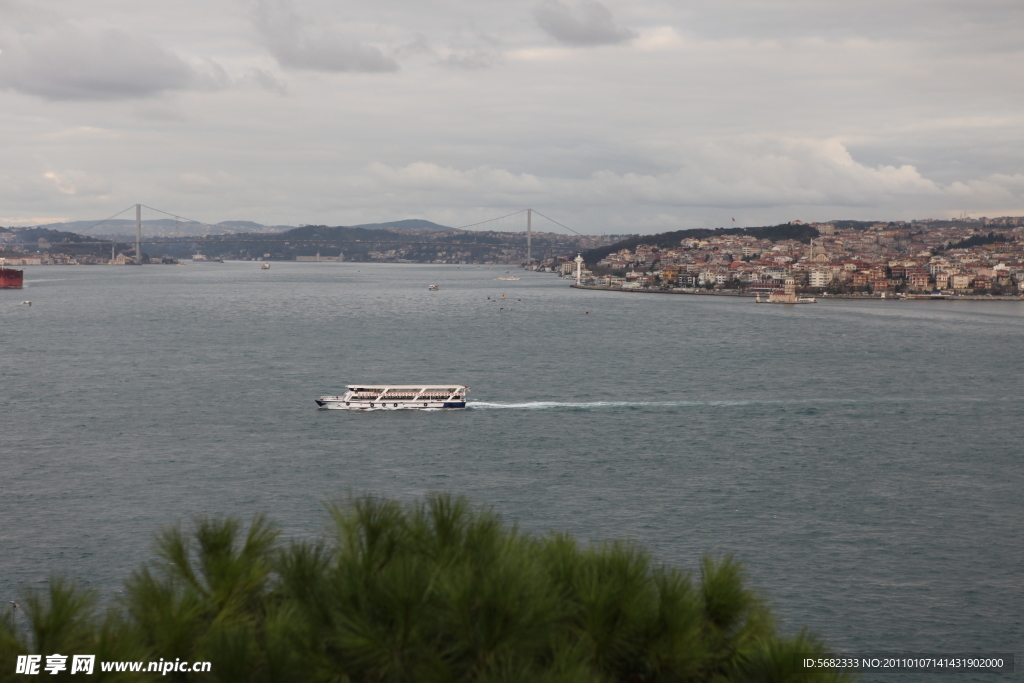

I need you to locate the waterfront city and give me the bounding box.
[564,217,1024,297]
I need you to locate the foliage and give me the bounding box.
[2,495,855,683]
[941,231,1010,251]
[828,221,876,231]
[581,225,821,264]
[8,227,108,244]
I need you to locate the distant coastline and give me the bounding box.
[569,284,1024,301]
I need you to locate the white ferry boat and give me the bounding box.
[755,294,817,304]
[316,385,469,410]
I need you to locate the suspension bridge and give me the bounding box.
[67,204,588,262]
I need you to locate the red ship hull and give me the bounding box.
[0,267,25,288]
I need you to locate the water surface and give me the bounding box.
[1,263,1021,681]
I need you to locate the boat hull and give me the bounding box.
[316,398,467,410]
[0,267,24,289]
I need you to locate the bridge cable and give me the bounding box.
[450,209,528,231]
[530,210,584,237]
[76,205,138,234]
[140,205,225,233]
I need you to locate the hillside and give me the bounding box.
[26,217,454,238]
[581,223,821,262]
[350,219,452,231]
[30,219,284,237]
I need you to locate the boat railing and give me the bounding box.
[344,387,467,400]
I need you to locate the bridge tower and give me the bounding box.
[135,204,142,265]
[526,208,532,262]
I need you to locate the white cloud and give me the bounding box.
[173,172,242,194]
[633,26,683,51]
[367,162,543,194]
[42,170,113,197]
[533,0,637,46]
[363,139,1012,214]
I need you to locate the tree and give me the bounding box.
[2,495,856,683]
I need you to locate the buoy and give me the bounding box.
[585,311,589,314]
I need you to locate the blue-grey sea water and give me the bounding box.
[1,263,1021,681]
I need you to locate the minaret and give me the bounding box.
[574,253,584,286]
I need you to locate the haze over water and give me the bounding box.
[2,263,1021,680]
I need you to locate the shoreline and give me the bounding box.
[569,284,1024,301]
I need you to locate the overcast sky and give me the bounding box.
[1,0,1022,233]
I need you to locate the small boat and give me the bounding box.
[496,276,520,281]
[261,262,270,269]
[316,385,469,410]
[755,292,816,304]
[428,284,439,291]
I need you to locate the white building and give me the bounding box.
[809,269,833,288]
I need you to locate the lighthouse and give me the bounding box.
[574,253,584,286]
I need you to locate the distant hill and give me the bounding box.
[31,219,286,237]
[214,220,277,231]
[581,223,820,262]
[25,217,453,237]
[349,219,452,232]
[6,226,107,244]
[279,223,499,244]
[272,225,414,242]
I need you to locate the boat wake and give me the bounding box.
[469,397,920,411]
[470,401,737,410]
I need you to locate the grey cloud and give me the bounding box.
[441,50,499,70]
[533,0,637,46]
[1,0,1020,230]
[439,29,502,70]
[250,0,398,73]
[239,67,288,95]
[393,34,433,60]
[0,24,226,101]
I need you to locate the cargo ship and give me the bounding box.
[0,267,24,289]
